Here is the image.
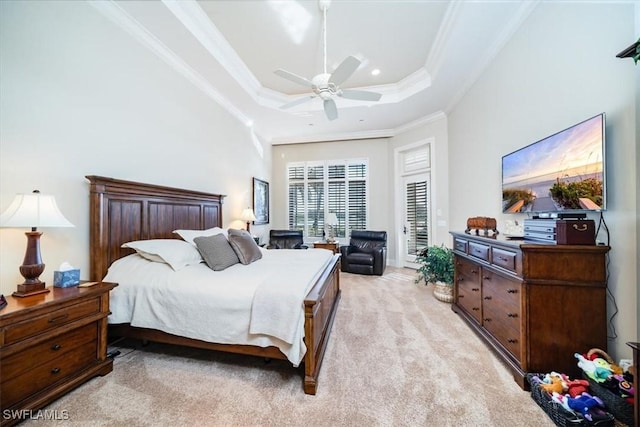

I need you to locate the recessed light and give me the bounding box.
[371,69,380,76]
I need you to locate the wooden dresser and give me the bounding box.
[450,232,610,389]
[0,282,117,426]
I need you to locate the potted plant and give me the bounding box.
[415,245,455,303]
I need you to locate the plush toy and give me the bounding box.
[539,372,567,394]
[566,393,611,423]
[575,353,611,382]
[551,392,575,414]
[603,374,635,397]
[565,378,590,398]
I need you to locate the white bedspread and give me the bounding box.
[104,247,333,365]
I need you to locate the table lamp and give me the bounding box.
[0,190,74,297]
[326,212,338,242]
[240,208,256,234]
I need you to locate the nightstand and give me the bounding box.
[313,241,340,254]
[0,282,117,426]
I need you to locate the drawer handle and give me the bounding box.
[51,343,62,351]
[471,269,478,274]
[483,276,491,280]
[51,367,61,375]
[472,307,479,311]
[471,287,479,292]
[483,318,492,322]
[497,256,509,262]
[508,339,518,344]
[507,313,518,318]
[458,295,464,299]
[48,314,69,324]
[483,296,492,300]
[507,289,518,294]
[458,277,464,282]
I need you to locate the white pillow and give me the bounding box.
[173,227,227,247]
[122,239,203,271]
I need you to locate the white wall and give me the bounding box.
[448,2,637,359]
[0,1,271,295]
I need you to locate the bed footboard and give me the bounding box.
[303,254,341,395]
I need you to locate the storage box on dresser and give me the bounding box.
[0,282,117,426]
[450,232,609,389]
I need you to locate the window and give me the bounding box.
[287,160,368,240]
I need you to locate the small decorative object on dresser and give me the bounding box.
[415,245,454,303]
[0,282,117,426]
[465,216,498,237]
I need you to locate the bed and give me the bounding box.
[86,175,341,395]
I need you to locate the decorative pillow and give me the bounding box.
[194,234,239,271]
[122,239,203,271]
[227,228,262,265]
[173,227,227,247]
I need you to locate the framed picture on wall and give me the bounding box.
[253,178,269,225]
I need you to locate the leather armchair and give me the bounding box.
[267,230,308,249]
[340,230,387,275]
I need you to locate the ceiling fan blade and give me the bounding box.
[339,89,382,102]
[329,56,361,86]
[323,98,338,121]
[280,95,315,109]
[274,69,313,88]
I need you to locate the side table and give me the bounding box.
[313,241,340,254]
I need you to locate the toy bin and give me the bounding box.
[526,374,615,427]
[583,377,634,427]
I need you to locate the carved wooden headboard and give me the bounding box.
[87,176,225,281]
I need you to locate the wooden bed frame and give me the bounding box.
[86,175,341,395]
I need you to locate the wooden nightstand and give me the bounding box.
[0,282,117,426]
[313,241,340,254]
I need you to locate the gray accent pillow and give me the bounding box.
[194,234,239,271]
[227,228,263,265]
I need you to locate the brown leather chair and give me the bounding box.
[340,230,387,275]
[267,230,308,249]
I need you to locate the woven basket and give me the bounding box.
[582,348,633,426]
[432,282,453,303]
[526,374,615,427]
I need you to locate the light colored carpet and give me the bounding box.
[25,267,554,426]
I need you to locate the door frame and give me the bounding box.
[393,139,433,268]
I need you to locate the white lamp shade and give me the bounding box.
[240,208,256,222]
[326,212,338,225]
[0,193,74,228]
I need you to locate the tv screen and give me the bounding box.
[501,113,606,214]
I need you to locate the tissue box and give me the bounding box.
[53,269,80,288]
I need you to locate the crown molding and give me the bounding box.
[425,0,463,81]
[395,111,447,135]
[270,128,395,145]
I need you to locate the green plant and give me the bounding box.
[634,37,640,64]
[415,245,454,286]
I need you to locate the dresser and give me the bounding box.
[450,232,609,389]
[0,282,117,426]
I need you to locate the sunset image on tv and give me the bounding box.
[502,114,605,213]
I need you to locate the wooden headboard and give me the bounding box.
[87,176,225,281]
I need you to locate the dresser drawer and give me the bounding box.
[483,315,522,362]
[1,323,97,382]
[457,286,482,323]
[453,237,468,254]
[1,341,97,408]
[468,241,490,262]
[491,247,518,272]
[482,271,521,308]
[456,257,481,280]
[3,298,100,345]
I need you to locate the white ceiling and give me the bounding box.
[100,0,538,144]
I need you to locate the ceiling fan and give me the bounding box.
[274,0,382,121]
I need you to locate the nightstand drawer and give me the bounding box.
[1,341,97,408]
[3,297,100,345]
[1,323,97,382]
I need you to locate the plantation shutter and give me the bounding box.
[406,180,428,255]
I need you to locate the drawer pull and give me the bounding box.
[471,287,479,292]
[48,314,69,324]
[51,343,62,351]
[507,289,518,294]
[507,313,518,318]
[458,277,464,282]
[507,339,518,344]
[483,296,492,300]
[483,276,491,280]
[51,367,61,375]
[497,256,508,262]
[471,269,478,274]
[483,318,492,322]
[458,295,464,299]
[472,307,479,311]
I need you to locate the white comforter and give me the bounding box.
[104,248,334,365]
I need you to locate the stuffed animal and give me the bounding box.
[566,393,611,423]
[575,353,611,382]
[565,378,590,398]
[539,372,567,394]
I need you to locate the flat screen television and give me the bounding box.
[501,113,606,215]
